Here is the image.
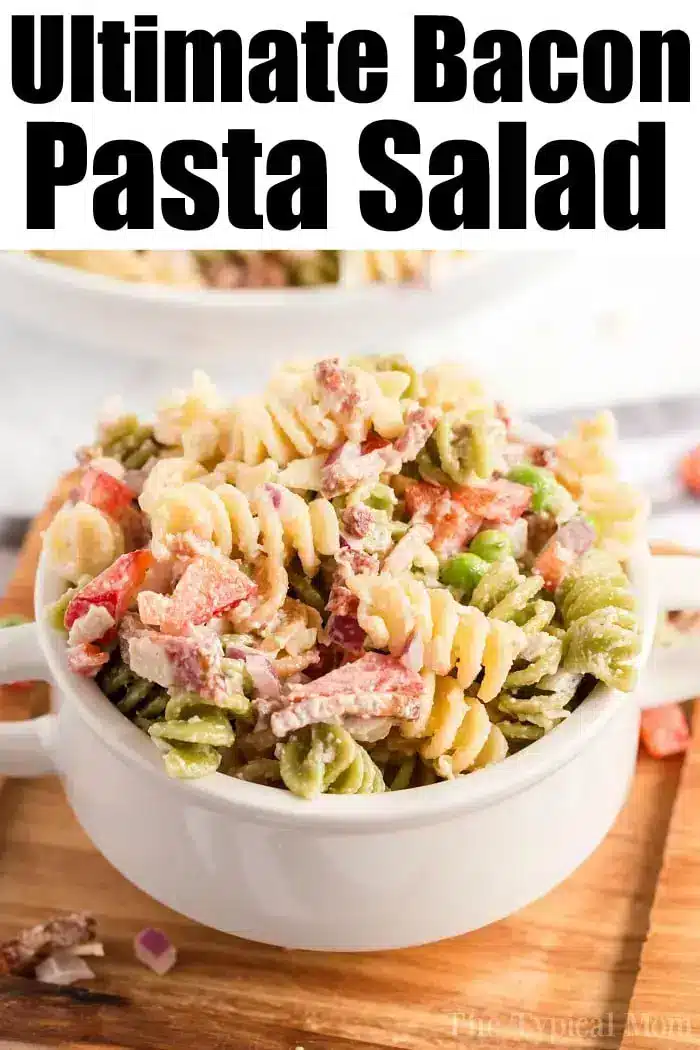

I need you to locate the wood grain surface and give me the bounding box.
[621,710,700,1049]
[0,490,694,1050]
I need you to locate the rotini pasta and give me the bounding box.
[348,573,527,702]
[278,724,385,799]
[554,411,649,559]
[44,502,124,583]
[154,370,225,463]
[556,550,641,691]
[48,354,646,797]
[32,250,464,290]
[148,480,339,574]
[405,674,508,779]
[223,359,408,467]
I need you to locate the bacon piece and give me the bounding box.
[534,517,596,590]
[65,550,154,630]
[67,605,116,647]
[78,467,134,518]
[125,624,230,704]
[66,643,109,678]
[314,358,363,435]
[341,504,375,540]
[320,442,387,499]
[452,479,532,525]
[325,614,366,651]
[270,652,423,736]
[392,407,439,462]
[139,556,255,635]
[0,912,96,977]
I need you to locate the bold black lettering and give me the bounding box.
[337,30,388,103]
[134,15,159,102]
[604,123,665,230]
[535,140,596,229]
[93,140,154,230]
[473,30,522,103]
[429,141,490,229]
[267,140,327,230]
[249,30,298,103]
[26,122,87,228]
[164,30,243,102]
[583,30,634,103]
[359,120,423,231]
[98,21,131,102]
[413,16,466,102]
[12,15,63,103]
[301,21,334,102]
[223,129,263,229]
[498,122,527,229]
[161,140,219,230]
[640,30,691,102]
[529,31,578,103]
[70,16,94,102]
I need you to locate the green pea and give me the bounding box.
[507,464,558,513]
[439,553,490,596]
[469,530,512,563]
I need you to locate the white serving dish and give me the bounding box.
[0,251,560,363]
[0,545,698,951]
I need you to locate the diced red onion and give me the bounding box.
[263,483,283,510]
[134,927,177,976]
[226,645,281,701]
[399,630,424,673]
[35,950,96,985]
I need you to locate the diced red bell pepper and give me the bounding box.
[361,430,391,455]
[66,643,110,678]
[431,503,481,557]
[65,550,154,630]
[404,481,447,518]
[452,479,532,525]
[534,519,596,591]
[533,541,574,591]
[680,446,700,498]
[159,556,256,634]
[78,467,134,518]
[640,704,690,758]
[404,482,481,557]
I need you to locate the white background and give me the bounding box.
[1,0,698,248]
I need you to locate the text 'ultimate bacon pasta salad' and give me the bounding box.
[43,358,649,799]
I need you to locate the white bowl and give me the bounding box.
[0,252,560,362]
[0,547,698,950]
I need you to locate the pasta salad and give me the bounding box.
[30,251,463,290]
[44,357,649,799]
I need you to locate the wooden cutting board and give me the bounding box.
[0,488,695,1050]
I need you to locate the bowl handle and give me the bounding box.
[635,554,700,710]
[0,623,57,775]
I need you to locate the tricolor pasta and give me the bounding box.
[44,355,645,799]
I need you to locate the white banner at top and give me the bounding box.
[1,0,698,249]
